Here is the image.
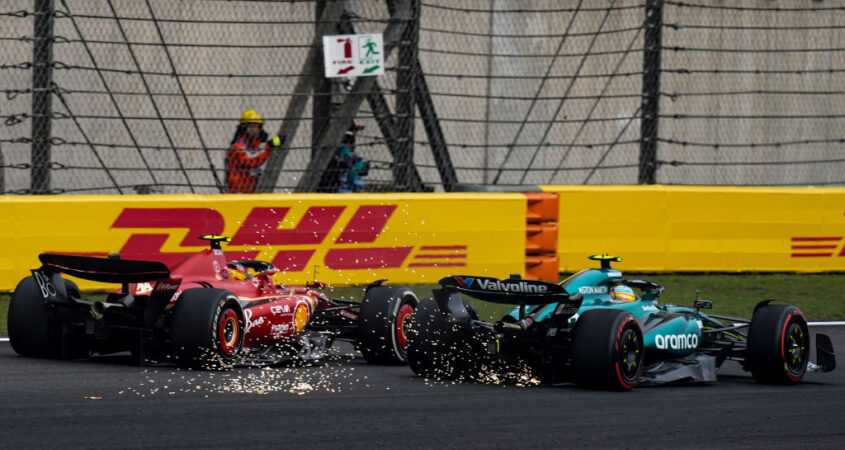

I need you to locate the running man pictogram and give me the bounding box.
[363,38,379,57]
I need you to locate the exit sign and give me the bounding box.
[322,33,385,78]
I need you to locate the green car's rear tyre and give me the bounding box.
[407,297,462,379]
[571,309,643,390]
[748,304,810,384]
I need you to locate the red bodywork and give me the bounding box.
[128,246,336,349]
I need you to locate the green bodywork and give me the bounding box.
[505,265,712,358]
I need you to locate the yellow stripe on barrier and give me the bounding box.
[540,185,845,273]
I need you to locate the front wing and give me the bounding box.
[638,354,718,386]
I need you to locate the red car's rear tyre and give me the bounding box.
[571,309,643,390]
[169,288,244,369]
[358,285,418,365]
[748,304,810,384]
[8,276,62,358]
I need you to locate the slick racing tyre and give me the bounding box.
[358,285,418,365]
[571,309,643,390]
[169,288,244,369]
[407,297,461,379]
[748,304,810,384]
[8,276,62,358]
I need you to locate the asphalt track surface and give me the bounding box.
[2,326,844,449]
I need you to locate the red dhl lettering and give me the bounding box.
[789,209,845,258]
[85,205,468,271]
[790,236,844,258]
[230,206,344,246]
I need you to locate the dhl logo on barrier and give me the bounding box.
[790,210,845,258]
[76,205,468,272]
[791,237,844,258]
[0,193,528,289]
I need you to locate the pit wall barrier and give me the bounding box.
[540,185,845,273]
[0,193,529,291]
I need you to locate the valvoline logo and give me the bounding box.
[453,276,550,294]
[454,277,475,288]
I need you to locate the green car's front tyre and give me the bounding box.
[748,304,810,384]
[571,309,644,390]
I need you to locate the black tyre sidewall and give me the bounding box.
[571,309,643,390]
[748,304,810,384]
[169,288,244,369]
[407,297,459,379]
[358,285,418,365]
[8,276,61,358]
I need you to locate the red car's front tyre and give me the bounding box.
[358,285,419,365]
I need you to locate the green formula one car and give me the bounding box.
[407,255,836,390]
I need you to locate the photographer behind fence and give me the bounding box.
[226,109,284,193]
[317,123,370,193]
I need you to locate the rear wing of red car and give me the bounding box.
[39,253,170,284]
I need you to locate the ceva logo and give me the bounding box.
[73,206,468,272]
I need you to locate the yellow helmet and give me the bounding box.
[239,109,263,125]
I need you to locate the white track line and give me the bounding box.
[0,322,842,343]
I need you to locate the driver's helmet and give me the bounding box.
[610,284,636,302]
[227,262,252,281]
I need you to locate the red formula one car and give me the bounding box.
[7,235,418,369]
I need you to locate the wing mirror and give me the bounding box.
[694,290,712,312]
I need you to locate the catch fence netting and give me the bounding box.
[0,0,843,194]
[657,1,845,186]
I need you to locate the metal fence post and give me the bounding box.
[296,0,411,192]
[393,0,419,190]
[31,0,54,194]
[312,0,333,159]
[256,3,345,193]
[0,142,4,194]
[639,0,662,185]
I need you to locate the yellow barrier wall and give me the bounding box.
[0,193,527,290]
[5,186,838,289]
[541,185,845,273]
